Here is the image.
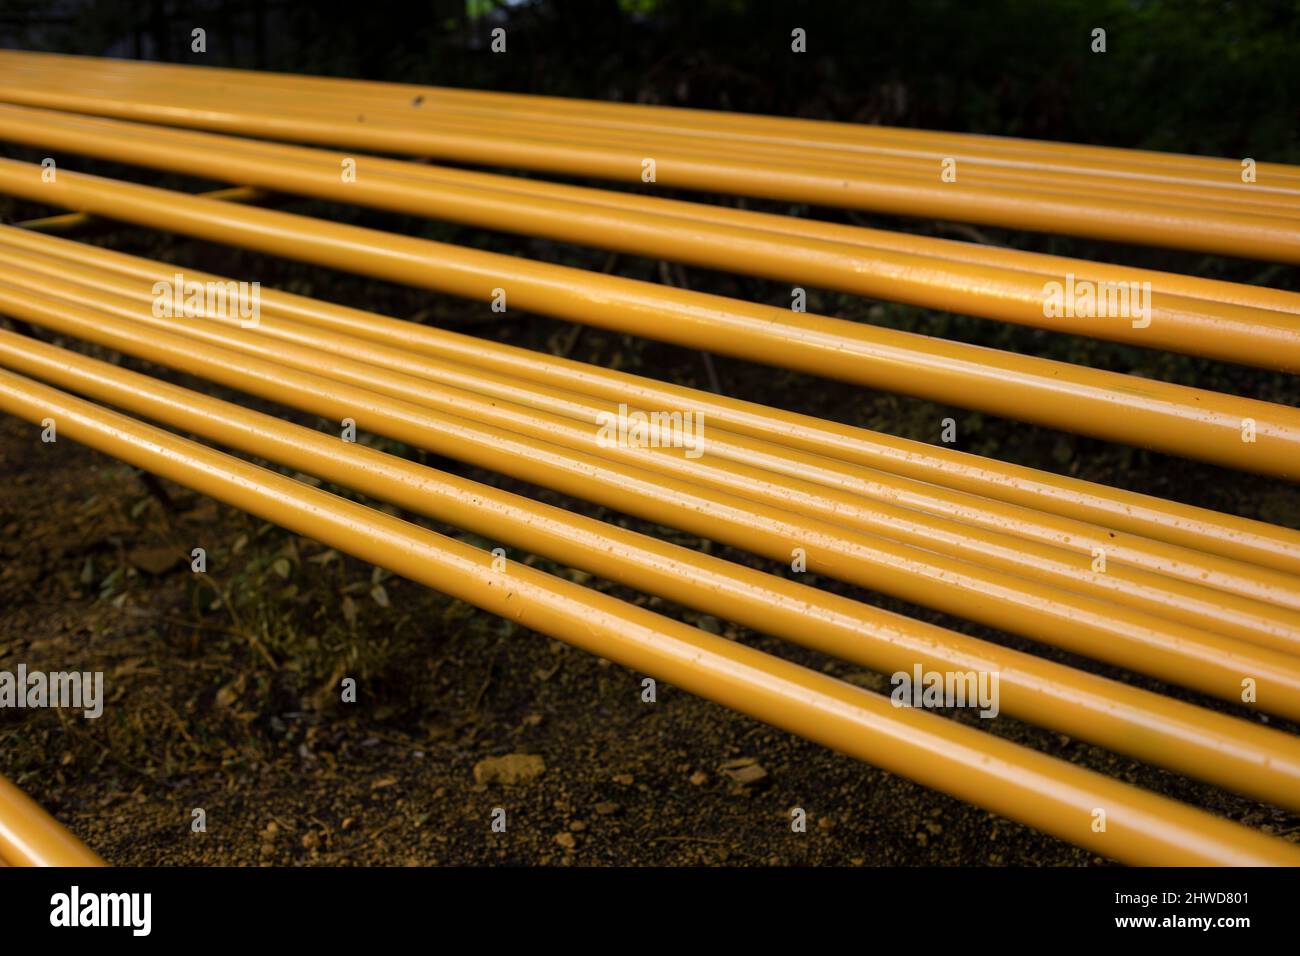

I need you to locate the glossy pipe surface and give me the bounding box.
[2,160,1298,479]
[4,103,1298,369]
[3,56,1299,259]
[0,223,1295,578]
[0,774,105,867]
[7,372,1298,865]
[6,328,1300,811]
[8,251,1299,655]
[5,282,1300,720]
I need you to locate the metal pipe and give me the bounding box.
[15,185,265,235]
[10,72,1300,221]
[6,103,1297,320]
[6,373,1296,866]
[7,327,1300,812]
[0,773,104,867]
[6,282,1300,719]
[1,223,1296,584]
[6,103,1298,369]
[10,50,1298,191]
[5,55,1300,260]
[5,83,1298,262]
[10,250,1300,653]
[3,160,1298,479]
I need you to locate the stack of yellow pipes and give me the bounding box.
[0,103,1297,370]
[1,52,1298,867]
[2,51,1299,260]
[1,161,1298,479]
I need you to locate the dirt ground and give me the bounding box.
[2,196,1299,866]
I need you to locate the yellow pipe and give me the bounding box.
[6,99,1298,319]
[0,774,105,867]
[17,329,1300,820]
[11,51,1298,189]
[15,185,265,235]
[43,239,1300,613]
[11,251,1300,654]
[1,223,1296,583]
[6,281,1300,719]
[7,329,1300,811]
[12,71,1300,222]
[7,236,1298,620]
[3,160,1298,479]
[7,103,1299,369]
[2,73,1299,260]
[356,102,1300,198]
[402,92,1300,185]
[26,237,1300,616]
[6,373,1297,866]
[142,91,1300,206]
[10,54,1300,218]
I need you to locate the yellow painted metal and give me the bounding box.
[8,248,1300,655]
[9,51,1299,193]
[5,281,1300,720]
[0,773,105,867]
[2,54,1300,868]
[10,69,1300,221]
[3,54,1300,259]
[4,103,1298,369]
[6,374,1297,866]
[7,328,1300,812]
[2,160,1298,479]
[5,106,1298,320]
[15,185,265,235]
[1,223,1296,590]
